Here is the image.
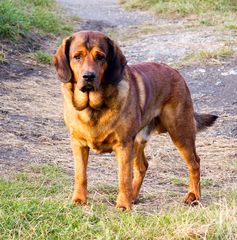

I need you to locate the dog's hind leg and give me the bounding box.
[173,140,201,205]
[132,142,148,202]
[160,103,201,205]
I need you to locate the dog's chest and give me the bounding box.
[68,119,118,153]
[87,139,115,153]
[81,134,117,154]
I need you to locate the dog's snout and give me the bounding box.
[83,71,96,81]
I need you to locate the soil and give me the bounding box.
[0,0,236,211]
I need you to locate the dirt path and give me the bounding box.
[1,0,236,211]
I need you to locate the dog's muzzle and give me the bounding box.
[80,71,96,92]
[80,84,95,92]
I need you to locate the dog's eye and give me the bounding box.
[95,55,105,61]
[74,55,82,61]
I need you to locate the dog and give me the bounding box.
[53,31,217,210]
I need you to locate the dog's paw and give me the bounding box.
[72,193,87,205]
[116,202,131,211]
[183,192,200,206]
[116,193,132,210]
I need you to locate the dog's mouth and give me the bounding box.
[80,84,95,92]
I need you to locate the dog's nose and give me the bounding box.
[82,71,96,82]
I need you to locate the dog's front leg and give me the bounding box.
[115,142,134,210]
[71,138,89,205]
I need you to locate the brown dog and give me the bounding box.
[53,31,217,210]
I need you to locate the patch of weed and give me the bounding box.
[31,51,52,64]
[0,0,73,41]
[170,176,187,187]
[202,178,214,187]
[226,24,237,30]
[0,1,30,40]
[180,46,235,66]
[0,50,5,63]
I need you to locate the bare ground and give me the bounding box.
[0,0,236,211]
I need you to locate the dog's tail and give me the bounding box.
[194,112,218,132]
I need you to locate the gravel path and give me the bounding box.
[58,0,156,27]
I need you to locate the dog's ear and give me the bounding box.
[104,37,127,85]
[53,36,73,83]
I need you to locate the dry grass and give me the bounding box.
[0,50,5,63]
[105,24,158,42]
[176,46,236,66]
[119,0,237,17]
[189,47,235,60]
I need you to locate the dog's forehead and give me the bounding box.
[70,31,109,52]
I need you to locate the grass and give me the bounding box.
[202,178,214,188]
[178,46,235,66]
[231,159,237,170]
[31,51,52,65]
[119,0,237,17]
[170,176,187,187]
[226,24,237,31]
[0,0,73,41]
[194,47,235,59]
[0,50,5,63]
[232,160,237,170]
[105,24,156,42]
[0,164,236,239]
[170,176,213,188]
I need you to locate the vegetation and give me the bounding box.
[181,46,235,65]
[0,0,72,40]
[0,164,236,239]
[170,176,187,187]
[31,51,52,64]
[120,0,237,16]
[0,50,5,63]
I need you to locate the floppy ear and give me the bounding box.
[53,36,73,83]
[104,37,127,85]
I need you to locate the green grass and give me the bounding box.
[31,51,52,64]
[0,164,237,239]
[171,176,213,188]
[24,0,54,7]
[120,0,237,16]
[0,0,73,40]
[202,178,214,188]
[170,176,187,187]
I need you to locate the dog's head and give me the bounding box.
[53,31,127,92]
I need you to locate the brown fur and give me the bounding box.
[53,31,218,210]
